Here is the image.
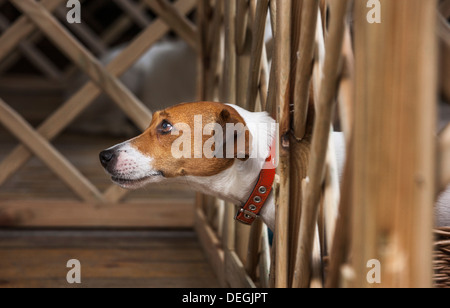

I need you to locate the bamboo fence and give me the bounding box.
[196,0,449,288]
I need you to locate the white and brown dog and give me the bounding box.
[100,102,450,230]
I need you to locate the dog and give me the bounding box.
[100,102,450,230]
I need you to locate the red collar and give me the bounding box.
[235,139,277,225]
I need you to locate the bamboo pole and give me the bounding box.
[259,226,271,288]
[246,0,269,111]
[322,25,354,288]
[274,0,291,289]
[438,12,450,102]
[293,0,319,140]
[197,0,209,101]
[235,0,252,110]
[293,0,349,288]
[222,0,237,104]
[205,0,224,101]
[351,0,437,288]
[221,1,237,286]
[235,0,249,54]
[245,219,263,280]
[325,137,353,288]
[289,2,321,285]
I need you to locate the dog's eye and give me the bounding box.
[158,120,173,135]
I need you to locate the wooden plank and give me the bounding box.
[103,185,130,204]
[225,250,257,288]
[0,0,197,191]
[11,0,153,131]
[351,0,437,288]
[0,99,104,203]
[274,0,291,289]
[0,230,218,288]
[145,0,198,51]
[195,208,228,287]
[294,0,349,288]
[0,199,194,228]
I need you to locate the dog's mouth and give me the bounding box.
[111,172,164,188]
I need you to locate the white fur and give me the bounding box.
[183,105,277,228]
[437,190,450,227]
[105,141,162,189]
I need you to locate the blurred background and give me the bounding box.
[0,0,218,288]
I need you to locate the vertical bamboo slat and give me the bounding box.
[274,0,291,289]
[246,0,269,112]
[351,0,437,288]
[293,0,319,140]
[294,0,349,288]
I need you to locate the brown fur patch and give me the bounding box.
[130,102,250,178]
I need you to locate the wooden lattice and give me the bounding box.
[0,0,198,227]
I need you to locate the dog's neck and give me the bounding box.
[184,105,277,230]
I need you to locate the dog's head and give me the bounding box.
[99,102,251,189]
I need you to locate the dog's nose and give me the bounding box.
[99,149,115,168]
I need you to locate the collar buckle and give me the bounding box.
[235,139,277,225]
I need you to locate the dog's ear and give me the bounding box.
[216,107,252,161]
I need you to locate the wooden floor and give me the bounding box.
[0,230,220,288]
